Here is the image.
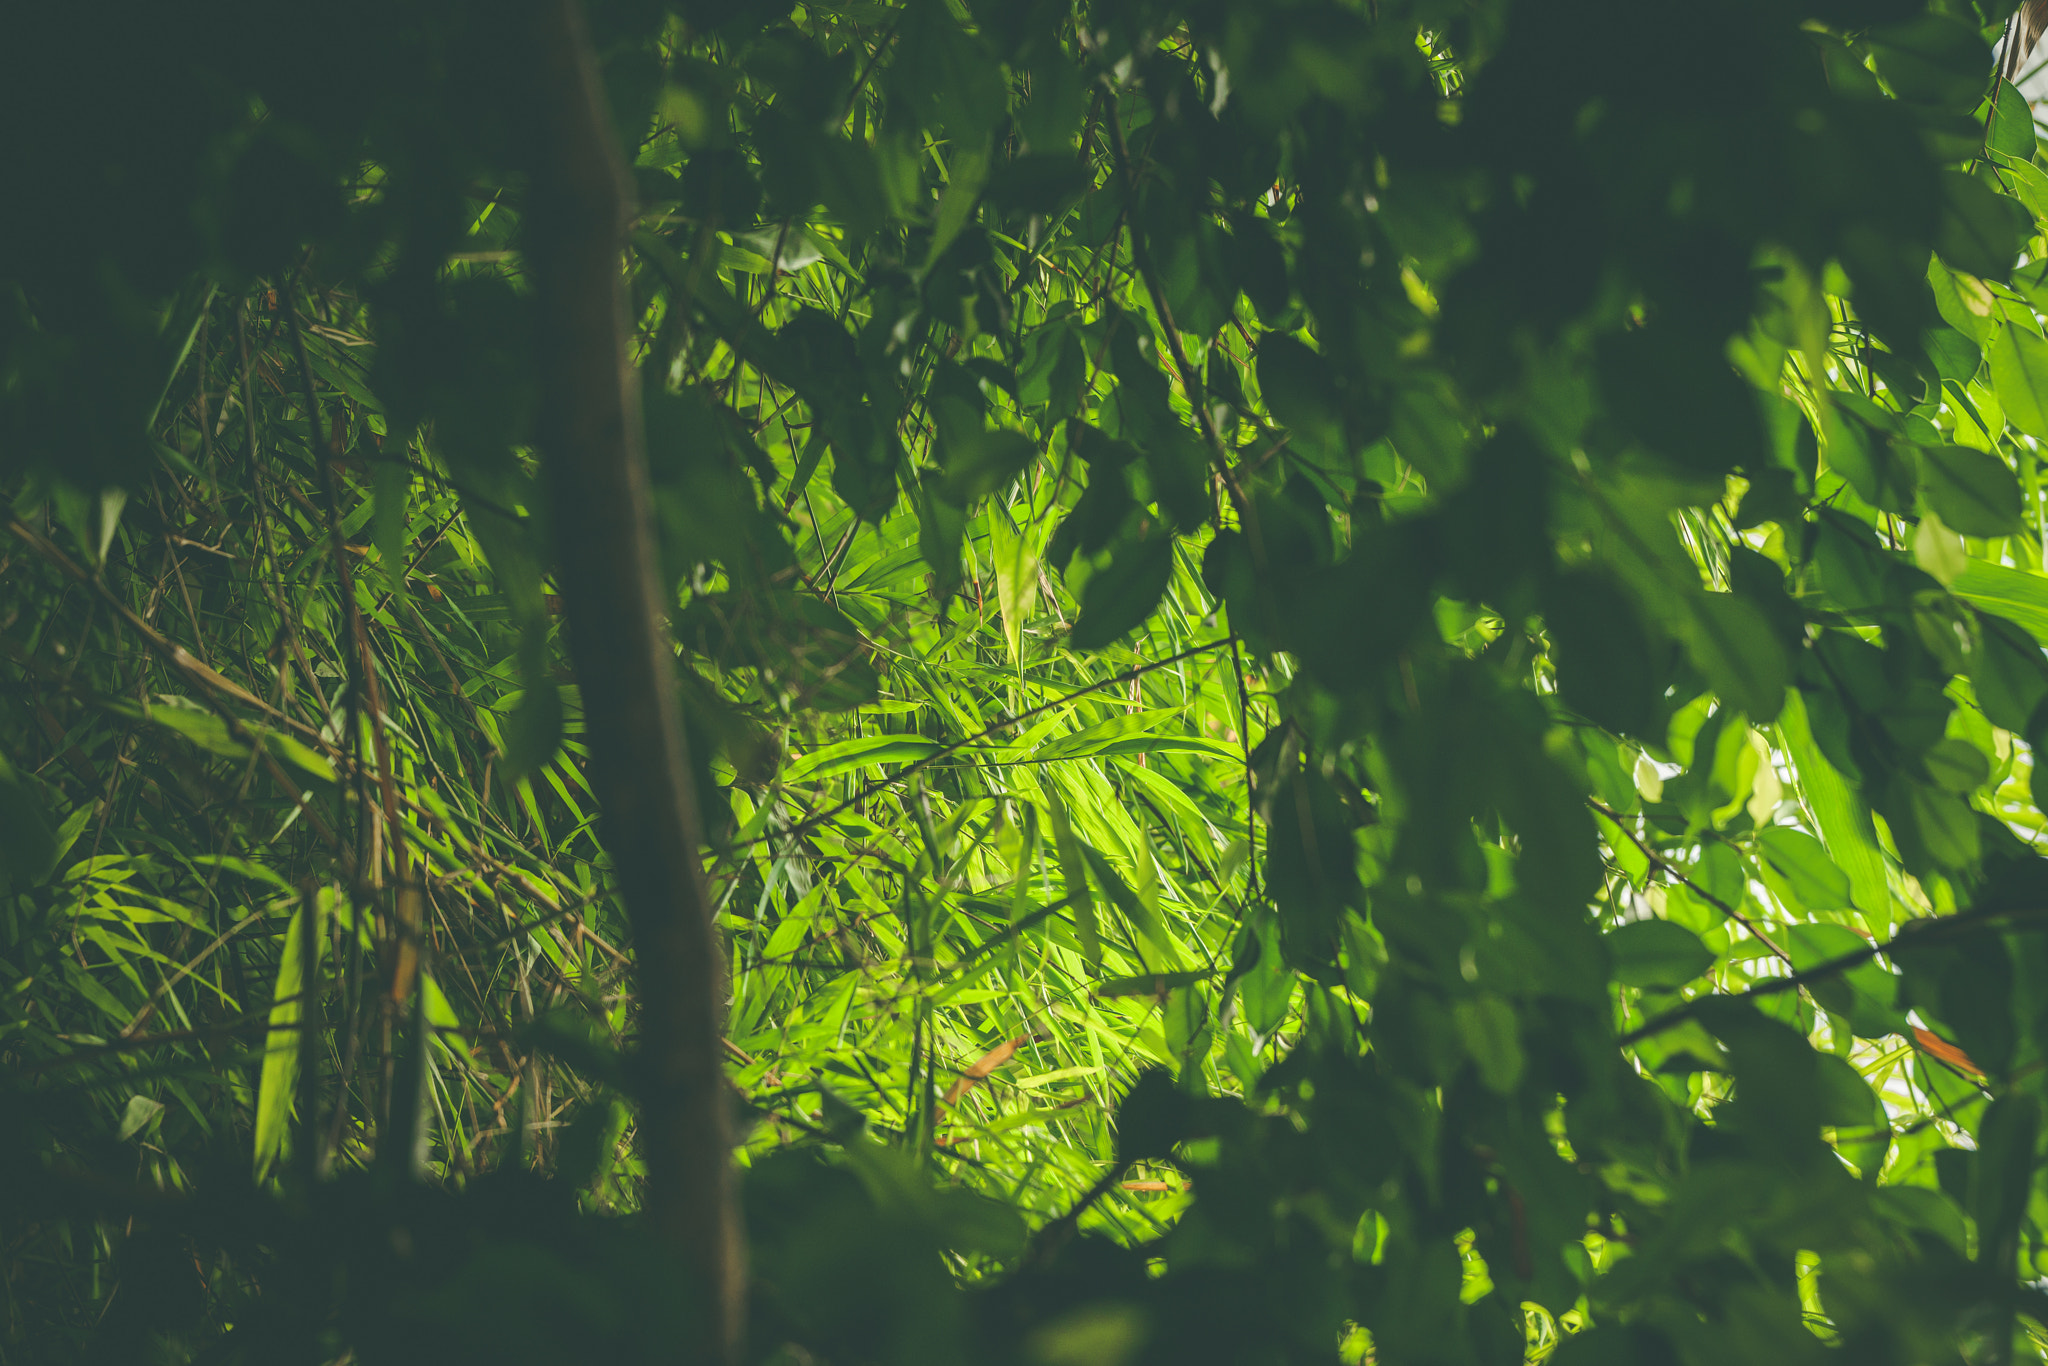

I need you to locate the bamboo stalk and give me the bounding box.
[519,1,743,1358]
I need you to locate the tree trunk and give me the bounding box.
[520,1,743,1358]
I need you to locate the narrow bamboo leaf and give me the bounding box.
[783,734,946,783]
[253,896,323,1179]
[1044,793,1099,965]
[1032,708,1233,763]
[990,514,1036,666]
[373,454,410,604]
[1094,969,1207,998]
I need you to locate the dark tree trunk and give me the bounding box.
[520,1,743,1358]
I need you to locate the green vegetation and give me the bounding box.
[10,0,2048,1362]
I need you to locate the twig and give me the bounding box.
[1589,799,1793,967]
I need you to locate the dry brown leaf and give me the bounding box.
[1913,1026,1983,1077]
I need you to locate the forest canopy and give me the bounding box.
[9,0,2048,1363]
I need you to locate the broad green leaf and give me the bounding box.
[1913,510,1968,584]
[1820,397,1915,512]
[1935,172,2023,282]
[1606,918,1715,989]
[1070,533,1174,650]
[1923,737,1990,793]
[1452,995,1523,1095]
[1757,826,1851,911]
[1969,609,2048,729]
[1990,80,2037,161]
[1868,15,1992,111]
[1919,444,2022,536]
[1256,333,1343,453]
[1975,1098,2040,1273]
[943,428,1037,506]
[2002,156,2048,224]
[1990,320,2048,440]
[1778,691,1891,926]
[1679,593,1788,724]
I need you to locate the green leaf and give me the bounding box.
[1974,1097,2039,1272]
[1920,444,2023,536]
[1820,397,1916,512]
[916,480,968,599]
[1757,826,1851,911]
[264,731,337,784]
[1990,320,2048,440]
[373,453,411,604]
[1991,79,2038,161]
[1044,792,1100,965]
[990,515,1037,667]
[1606,919,1715,990]
[1032,709,1235,763]
[1070,533,1174,650]
[1452,995,1524,1095]
[925,141,990,272]
[1784,922,1902,1040]
[1256,333,1343,453]
[1953,560,2048,644]
[1779,691,1891,926]
[943,428,1037,505]
[1814,1052,1882,1129]
[1968,610,2048,729]
[146,698,250,760]
[1903,779,1979,870]
[1922,737,1990,793]
[783,735,946,783]
[504,678,563,780]
[1544,570,1659,736]
[1094,969,1208,998]
[117,1094,165,1142]
[1868,15,1992,111]
[1935,172,2024,282]
[2003,157,2048,225]
[1679,593,1788,724]
[253,897,323,1180]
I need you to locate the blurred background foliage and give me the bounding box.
[13,0,2048,1362]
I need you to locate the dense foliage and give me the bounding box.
[14,0,2048,1361]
